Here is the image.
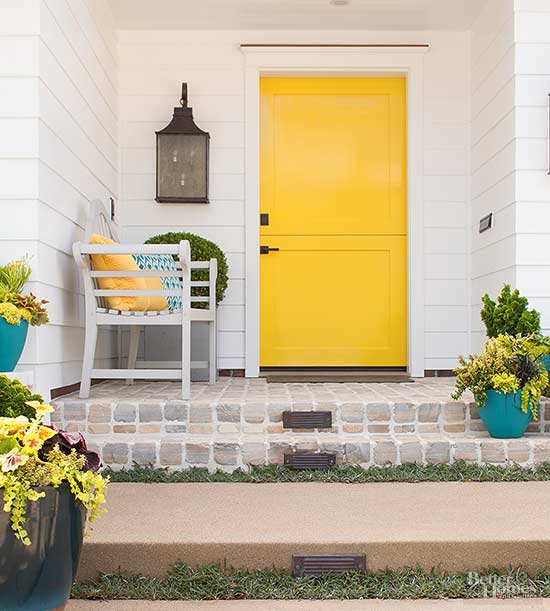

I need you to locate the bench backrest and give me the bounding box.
[85,200,120,243]
[76,199,217,313]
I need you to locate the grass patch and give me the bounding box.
[72,565,550,601]
[105,461,550,484]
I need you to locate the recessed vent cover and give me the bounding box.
[292,554,366,577]
[284,452,336,470]
[282,411,332,429]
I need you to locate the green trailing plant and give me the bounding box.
[145,232,228,307]
[0,400,106,544]
[480,284,540,337]
[0,375,43,420]
[452,334,548,418]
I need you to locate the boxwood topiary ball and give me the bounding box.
[145,232,228,307]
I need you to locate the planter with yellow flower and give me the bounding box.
[0,257,49,372]
[0,397,107,611]
[452,334,548,439]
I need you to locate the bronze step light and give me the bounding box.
[292,554,367,577]
[284,452,336,470]
[282,410,332,429]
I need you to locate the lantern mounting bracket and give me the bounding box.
[180,83,188,108]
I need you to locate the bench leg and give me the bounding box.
[126,326,141,385]
[209,319,217,384]
[182,316,191,400]
[80,322,97,399]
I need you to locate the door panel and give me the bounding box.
[260,77,407,368]
[260,236,407,367]
[260,78,406,237]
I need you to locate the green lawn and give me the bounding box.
[105,461,550,484]
[72,565,550,601]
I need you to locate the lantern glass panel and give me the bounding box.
[157,133,207,201]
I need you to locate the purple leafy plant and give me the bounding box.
[41,426,101,472]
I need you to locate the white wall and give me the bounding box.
[470,0,516,352]
[118,29,470,373]
[34,0,119,396]
[0,0,118,397]
[514,0,550,337]
[0,0,41,383]
[469,0,550,349]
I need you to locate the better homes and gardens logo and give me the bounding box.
[468,572,538,598]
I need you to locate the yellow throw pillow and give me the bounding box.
[89,234,168,312]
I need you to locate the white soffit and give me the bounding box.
[111,0,487,31]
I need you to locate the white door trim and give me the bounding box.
[242,46,428,377]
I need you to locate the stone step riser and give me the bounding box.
[51,398,550,437]
[82,435,549,471]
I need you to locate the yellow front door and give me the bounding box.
[260,77,407,368]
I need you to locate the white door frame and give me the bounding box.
[242,46,428,378]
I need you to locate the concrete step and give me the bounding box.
[78,481,550,581]
[67,600,550,610]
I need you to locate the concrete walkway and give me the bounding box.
[67,600,550,610]
[78,481,550,579]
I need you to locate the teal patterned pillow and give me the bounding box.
[133,253,182,311]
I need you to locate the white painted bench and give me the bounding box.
[73,200,218,400]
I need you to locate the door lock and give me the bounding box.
[260,245,280,254]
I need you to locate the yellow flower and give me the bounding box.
[21,426,42,452]
[0,416,29,436]
[0,303,22,325]
[25,401,54,415]
[20,424,55,454]
[38,426,56,441]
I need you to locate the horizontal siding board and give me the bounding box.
[118,200,244,228]
[0,36,39,76]
[424,254,467,280]
[424,202,467,228]
[0,159,39,198]
[0,78,39,117]
[0,118,38,157]
[39,43,117,164]
[425,306,469,333]
[40,6,116,133]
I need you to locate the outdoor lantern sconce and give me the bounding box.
[155,83,210,203]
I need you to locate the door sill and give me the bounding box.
[260,368,412,383]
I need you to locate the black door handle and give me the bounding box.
[260,245,280,254]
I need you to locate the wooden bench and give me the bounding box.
[72,200,217,400]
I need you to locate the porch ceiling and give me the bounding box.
[111,0,487,31]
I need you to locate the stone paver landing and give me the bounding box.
[51,378,550,470]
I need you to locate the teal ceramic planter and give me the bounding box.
[478,389,532,439]
[541,354,550,373]
[0,317,28,372]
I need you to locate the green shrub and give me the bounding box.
[0,375,43,419]
[145,232,228,307]
[480,284,541,338]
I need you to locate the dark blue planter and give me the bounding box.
[0,317,28,372]
[0,487,85,611]
[478,389,532,439]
